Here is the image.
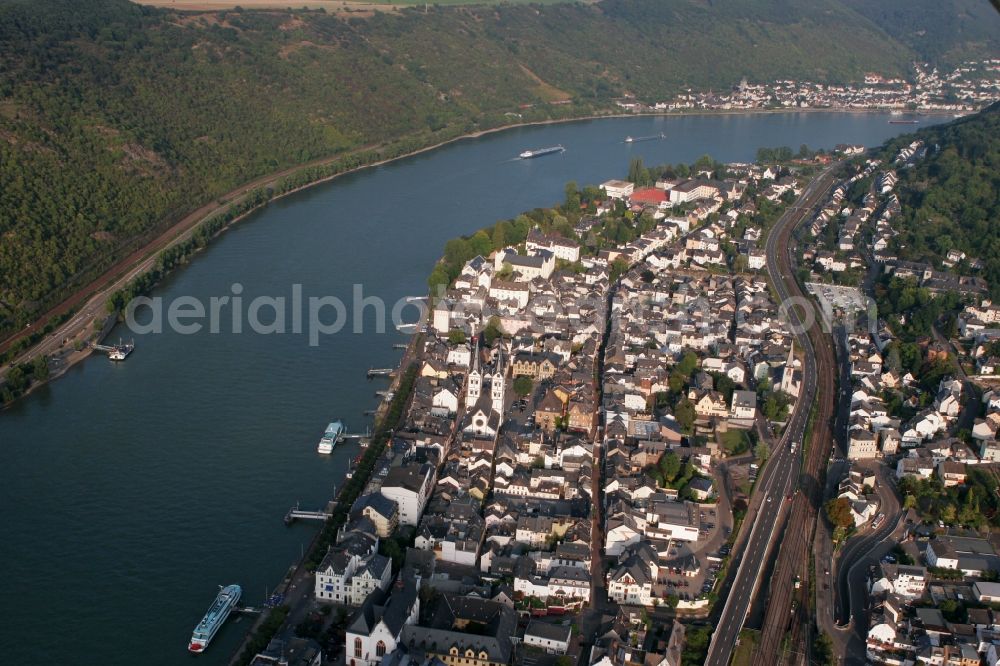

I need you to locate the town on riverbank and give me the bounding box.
[230,105,1000,666]
[228,149,832,665]
[612,59,1000,115]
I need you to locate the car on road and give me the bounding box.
[767,496,773,503]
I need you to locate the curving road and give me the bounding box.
[705,164,841,666]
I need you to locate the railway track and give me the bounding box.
[752,166,841,665]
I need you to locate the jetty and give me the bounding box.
[367,368,395,378]
[283,500,337,526]
[232,606,263,615]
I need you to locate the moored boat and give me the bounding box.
[108,339,134,361]
[317,420,345,454]
[189,584,241,653]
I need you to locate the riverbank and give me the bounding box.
[0,105,949,407]
[1,108,959,666]
[227,352,423,665]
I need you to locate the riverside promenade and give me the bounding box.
[226,316,426,665]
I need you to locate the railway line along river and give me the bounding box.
[0,111,941,665]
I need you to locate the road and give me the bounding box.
[828,463,902,661]
[814,326,857,660]
[704,164,841,666]
[750,165,846,666]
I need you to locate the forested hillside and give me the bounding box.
[0,0,991,333]
[882,103,1000,296]
[840,0,1000,65]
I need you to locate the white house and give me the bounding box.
[668,180,719,204]
[604,518,642,557]
[601,179,634,200]
[315,544,392,607]
[515,566,590,602]
[447,344,472,368]
[526,229,581,263]
[847,429,878,460]
[494,248,555,281]
[488,281,530,309]
[523,621,572,655]
[729,390,757,422]
[380,463,435,527]
[431,386,460,417]
[607,542,659,607]
[974,581,1000,603]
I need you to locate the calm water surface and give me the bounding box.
[0,112,942,664]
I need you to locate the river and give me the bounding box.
[0,111,943,664]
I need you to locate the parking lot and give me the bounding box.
[806,281,871,326]
[652,504,734,601]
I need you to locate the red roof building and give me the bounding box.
[629,187,668,205]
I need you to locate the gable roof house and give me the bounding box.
[346,579,420,666]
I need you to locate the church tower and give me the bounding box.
[780,340,797,396]
[467,326,481,405]
[491,343,506,414]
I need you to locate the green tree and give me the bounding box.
[468,230,493,258]
[814,632,834,666]
[482,317,504,344]
[693,154,715,174]
[428,264,451,294]
[675,399,696,431]
[610,258,630,282]
[513,376,533,398]
[676,351,699,377]
[824,497,854,529]
[444,238,473,268]
[447,329,466,345]
[32,356,50,382]
[755,441,770,466]
[659,452,681,483]
[491,223,508,250]
[668,371,687,394]
[564,181,580,211]
[681,625,712,665]
[628,157,650,186]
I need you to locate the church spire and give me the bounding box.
[467,322,482,404]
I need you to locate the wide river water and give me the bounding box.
[0,112,943,664]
